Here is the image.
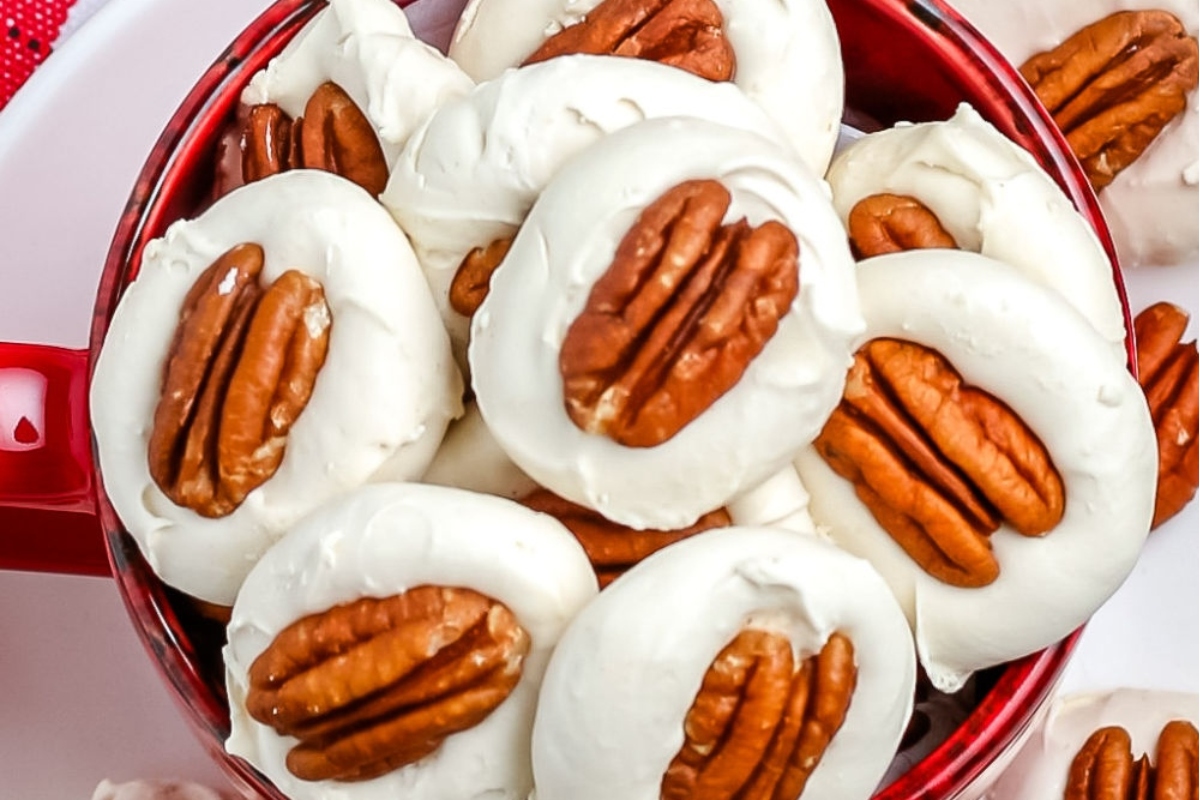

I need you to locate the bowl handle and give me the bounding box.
[0,342,108,575]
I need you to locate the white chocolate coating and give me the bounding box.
[421,401,538,500]
[381,54,793,369]
[241,0,473,169]
[827,103,1127,357]
[531,526,916,800]
[943,0,1199,268]
[91,171,462,605]
[447,0,844,176]
[224,483,599,800]
[987,689,1200,799]
[470,117,863,530]
[794,250,1156,693]
[726,465,818,535]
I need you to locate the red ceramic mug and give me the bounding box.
[0,0,1134,796]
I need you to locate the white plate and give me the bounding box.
[0,0,1194,796]
[0,0,275,795]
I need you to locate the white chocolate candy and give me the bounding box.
[421,401,538,501]
[470,117,863,530]
[726,465,818,535]
[988,689,1200,799]
[942,0,1199,268]
[827,104,1127,357]
[241,0,473,169]
[794,250,1156,692]
[224,483,599,800]
[91,171,461,605]
[447,0,844,176]
[531,526,916,800]
[382,54,792,369]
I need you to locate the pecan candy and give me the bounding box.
[148,243,331,517]
[529,527,915,799]
[242,81,389,195]
[1134,302,1199,529]
[245,586,530,782]
[1020,10,1199,190]
[814,338,1065,588]
[825,106,1126,348]
[663,630,856,800]
[559,179,799,448]
[520,488,730,586]
[522,0,736,82]
[1065,719,1198,800]
[847,193,958,260]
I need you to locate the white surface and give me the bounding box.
[0,0,277,795]
[1058,259,1200,697]
[0,571,236,797]
[0,0,1195,797]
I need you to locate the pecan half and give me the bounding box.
[847,194,959,260]
[241,81,389,195]
[148,244,331,517]
[1020,10,1199,190]
[559,179,799,447]
[814,338,1065,588]
[520,488,730,586]
[1134,302,1199,529]
[1065,720,1198,800]
[523,0,735,82]
[245,586,530,782]
[662,630,856,800]
[1155,720,1199,799]
[449,236,514,317]
[1067,726,1138,800]
[242,104,301,184]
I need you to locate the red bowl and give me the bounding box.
[0,0,1133,797]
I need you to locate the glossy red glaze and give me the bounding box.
[0,0,1137,797]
